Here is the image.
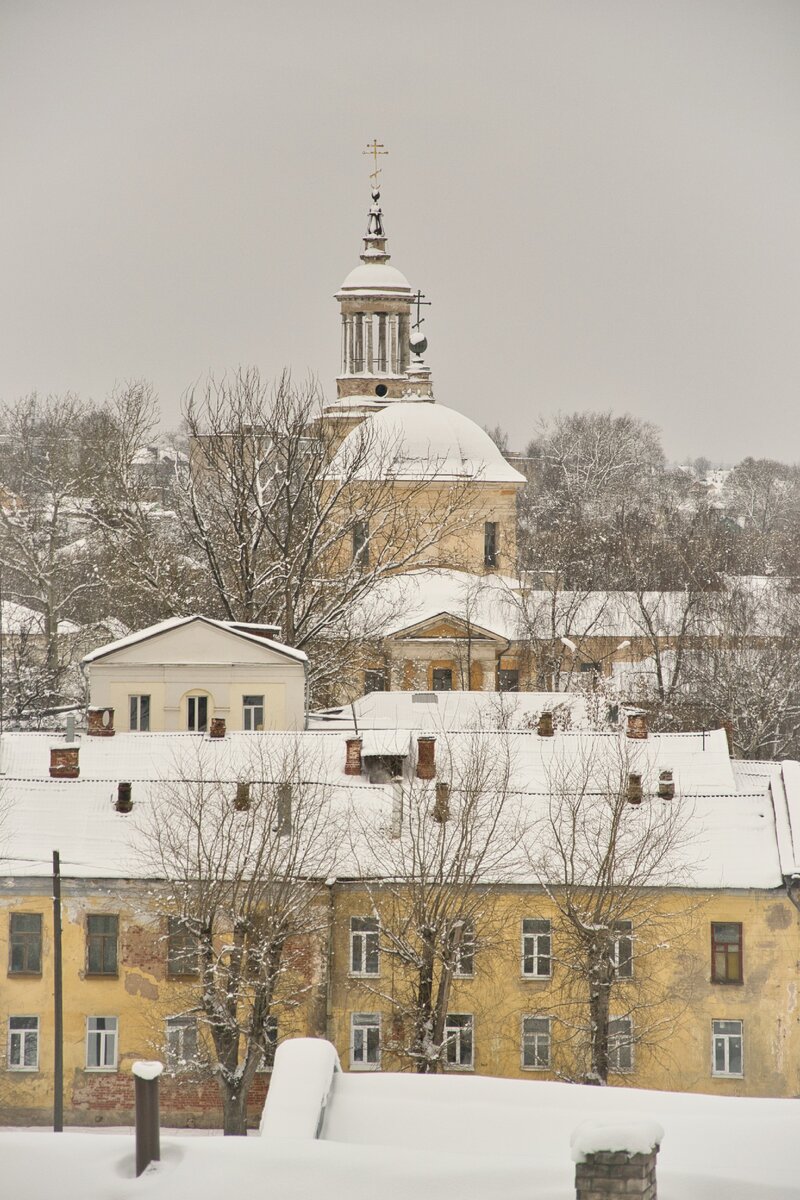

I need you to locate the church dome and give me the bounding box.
[327,401,526,484]
[338,261,411,296]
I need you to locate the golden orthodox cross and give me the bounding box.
[363,139,388,188]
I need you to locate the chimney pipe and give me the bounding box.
[345,738,362,776]
[87,706,115,737]
[626,711,648,740]
[626,773,643,805]
[116,782,133,813]
[416,735,436,780]
[50,746,79,779]
[433,781,451,823]
[209,716,226,739]
[537,711,554,738]
[657,770,675,800]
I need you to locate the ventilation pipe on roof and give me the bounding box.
[626,773,643,805]
[50,746,79,779]
[65,713,76,743]
[537,711,554,738]
[657,770,675,800]
[116,782,133,813]
[209,716,226,740]
[87,706,115,737]
[416,735,436,780]
[626,711,648,740]
[345,738,363,776]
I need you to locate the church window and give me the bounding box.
[498,668,519,692]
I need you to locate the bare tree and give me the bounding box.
[140,738,340,1134]
[0,394,105,706]
[528,734,697,1084]
[180,369,477,705]
[350,732,523,1072]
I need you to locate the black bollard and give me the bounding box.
[133,1061,163,1177]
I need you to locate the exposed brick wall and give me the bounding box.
[66,1069,270,1130]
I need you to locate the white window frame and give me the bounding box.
[452,921,476,978]
[86,1016,118,1071]
[608,1016,634,1074]
[350,1012,381,1071]
[521,918,552,978]
[166,1015,198,1071]
[186,694,209,733]
[349,916,380,977]
[8,1016,39,1071]
[444,1013,474,1071]
[129,694,150,732]
[242,695,265,731]
[712,1019,744,1078]
[521,1015,551,1070]
[612,921,633,979]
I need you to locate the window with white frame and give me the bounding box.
[86,1016,118,1070]
[612,921,633,978]
[444,1013,474,1069]
[522,918,552,977]
[242,695,265,731]
[129,694,150,732]
[608,1016,634,1073]
[166,1016,198,1071]
[350,916,379,976]
[186,695,209,733]
[521,1015,551,1069]
[712,1019,743,1077]
[452,920,475,977]
[8,1016,39,1070]
[350,1012,381,1070]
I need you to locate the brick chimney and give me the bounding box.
[537,711,554,738]
[626,773,643,805]
[345,738,362,776]
[626,710,648,740]
[657,770,675,800]
[116,782,133,813]
[209,716,226,739]
[416,735,436,780]
[87,706,115,737]
[50,746,79,779]
[433,781,451,823]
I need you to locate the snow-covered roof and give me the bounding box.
[0,725,795,889]
[313,688,586,733]
[0,599,80,637]
[351,568,526,641]
[81,615,307,665]
[327,402,526,484]
[6,1056,798,1200]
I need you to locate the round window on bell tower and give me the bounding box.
[375,384,388,398]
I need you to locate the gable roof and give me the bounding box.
[81,615,307,665]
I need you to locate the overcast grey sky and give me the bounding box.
[1,1,798,462]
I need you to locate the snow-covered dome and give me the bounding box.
[327,401,526,484]
[338,261,411,296]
